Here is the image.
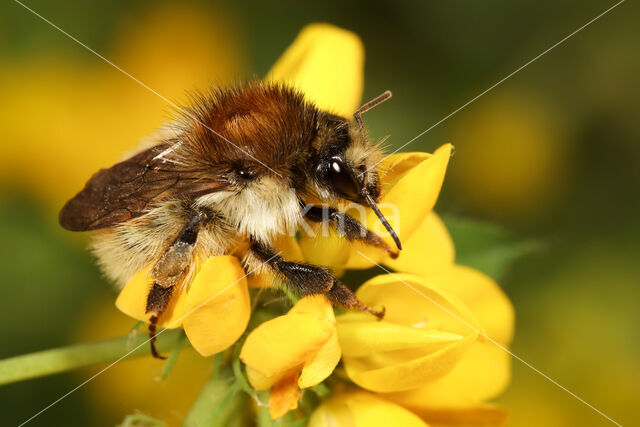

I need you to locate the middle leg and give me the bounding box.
[249,240,384,319]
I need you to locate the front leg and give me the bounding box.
[146,210,206,358]
[249,240,384,319]
[303,205,399,258]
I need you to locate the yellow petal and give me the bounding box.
[338,314,463,358]
[374,145,452,242]
[181,256,250,356]
[289,294,336,318]
[341,273,480,392]
[383,212,455,276]
[269,371,302,419]
[379,152,433,183]
[428,265,515,345]
[309,392,429,427]
[356,273,479,341]
[240,296,336,389]
[115,267,189,328]
[267,23,364,116]
[299,331,341,388]
[344,336,476,394]
[277,235,305,261]
[382,268,514,409]
[298,228,351,274]
[346,145,452,269]
[387,343,511,410]
[246,272,273,289]
[244,366,284,392]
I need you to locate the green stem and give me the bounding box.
[161,330,187,380]
[183,367,245,427]
[256,391,273,427]
[0,329,183,386]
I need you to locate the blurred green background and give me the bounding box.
[1,1,638,425]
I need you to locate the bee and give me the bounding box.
[60,82,401,358]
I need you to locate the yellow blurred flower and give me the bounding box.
[240,296,340,419]
[309,391,428,427]
[449,92,568,218]
[0,2,246,209]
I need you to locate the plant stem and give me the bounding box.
[0,329,183,386]
[256,391,273,427]
[161,330,187,380]
[183,367,245,427]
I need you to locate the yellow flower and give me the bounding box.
[0,2,245,207]
[337,267,513,426]
[337,273,480,392]
[116,256,250,357]
[308,391,428,427]
[240,296,340,419]
[385,266,514,425]
[449,92,566,218]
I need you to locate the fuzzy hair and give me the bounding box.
[81,81,385,289]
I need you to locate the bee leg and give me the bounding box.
[250,240,335,295]
[303,205,399,259]
[325,280,385,320]
[146,210,206,359]
[145,283,175,360]
[249,240,384,319]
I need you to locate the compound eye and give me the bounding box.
[237,168,257,182]
[329,158,359,199]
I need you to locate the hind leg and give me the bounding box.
[146,211,206,359]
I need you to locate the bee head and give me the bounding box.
[312,114,380,203]
[311,91,401,250]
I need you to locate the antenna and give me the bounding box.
[363,193,402,251]
[353,90,392,130]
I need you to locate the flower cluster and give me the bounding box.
[116,24,514,425]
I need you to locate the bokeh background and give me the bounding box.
[1,1,638,425]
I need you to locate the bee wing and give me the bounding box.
[59,144,229,231]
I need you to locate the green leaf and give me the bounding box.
[443,215,537,280]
